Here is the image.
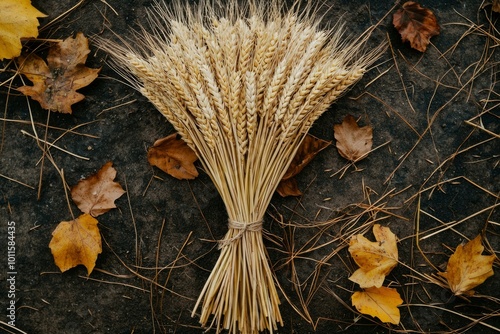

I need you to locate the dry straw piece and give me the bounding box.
[99,0,384,332]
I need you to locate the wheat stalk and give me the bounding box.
[98,0,384,332]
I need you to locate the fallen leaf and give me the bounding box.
[276,178,302,197]
[282,134,331,180]
[277,134,330,197]
[0,0,46,60]
[493,0,500,13]
[438,235,495,296]
[49,213,102,275]
[334,115,372,162]
[393,1,440,52]
[17,32,100,113]
[148,133,199,180]
[352,286,403,325]
[349,224,398,288]
[71,162,126,217]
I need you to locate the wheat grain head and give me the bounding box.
[96,1,385,333]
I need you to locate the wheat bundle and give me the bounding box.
[100,0,383,332]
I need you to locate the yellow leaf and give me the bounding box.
[352,286,403,324]
[438,235,495,296]
[49,214,102,275]
[17,33,101,113]
[348,224,398,288]
[0,0,46,60]
[71,162,126,217]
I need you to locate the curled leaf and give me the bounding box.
[348,224,398,288]
[493,0,500,13]
[49,214,102,275]
[71,162,126,217]
[17,32,100,113]
[277,134,330,197]
[334,115,372,162]
[276,178,302,197]
[393,1,440,52]
[0,0,46,60]
[352,286,403,324]
[147,133,199,180]
[438,235,495,296]
[282,134,331,180]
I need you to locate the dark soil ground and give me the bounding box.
[1,0,499,333]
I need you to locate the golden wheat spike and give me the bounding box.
[97,0,385,332]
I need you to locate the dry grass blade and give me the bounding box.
[0,173,35,189]
[97,0,385,332]
[0,320,28,334]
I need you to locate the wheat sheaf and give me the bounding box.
[99,0,385,333]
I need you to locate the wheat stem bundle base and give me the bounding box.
[99,0,384,332]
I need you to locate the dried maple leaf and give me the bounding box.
[393,1,440,52]
[277,134,330,197]
[71,162,126,217]
[0,0,46,60]
[49,213,102,275]
[334,115,372,162]
[438,235,495,296]
[17,32,100,113]
[349,224,398,288]
[148,133,199,180]
[352,286,403,324]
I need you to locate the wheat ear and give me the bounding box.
[97,0,385,332]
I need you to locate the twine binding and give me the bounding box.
[218,219,263,248]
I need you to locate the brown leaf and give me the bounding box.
[276,178,302,197]
[334,115,373,162]
[393,1,440,52]
[0,0,46,60]
[348,224,398,288]
[493,0,500,13]
[282,134,331,180]
[438,235,495,296]
[352,286,403,324]
[147,133,199,180]
[17,32,100,113]
[277,134,330,197]
[71,162,126,217]
[49,213,102,275]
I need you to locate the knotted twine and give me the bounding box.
[218,219,263,248]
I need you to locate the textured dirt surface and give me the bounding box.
[1,0,499,333]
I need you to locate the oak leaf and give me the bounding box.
[17,32,100,113]
[0,0,46,60]
[352,286,403,324]
[148,133,199,180]
[393,1,440,52]
[334,115,372,162]
[277,134,330,197]
[49,214,102,275]
[71,162,126,217]
[349,224,398,288]
[438,235,495,296]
